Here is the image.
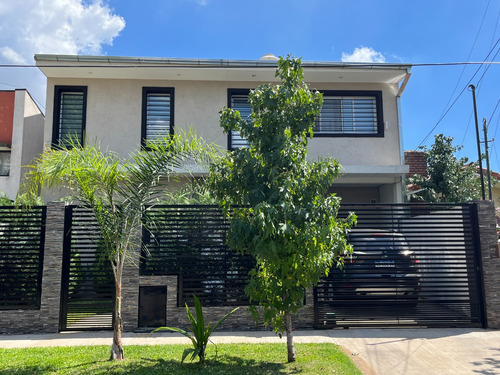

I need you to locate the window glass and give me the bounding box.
[314,92,382,136]
[229,93,251,149]
[0,151,10,176]
[53,86,87,147]
[142,88,174,146]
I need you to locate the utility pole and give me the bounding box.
[483,118,493,200]
[469,85,486,200]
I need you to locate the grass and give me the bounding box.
[0,343,363,374]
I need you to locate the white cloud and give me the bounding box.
[341,46,386,63]
[0,0,125,109]
[1,47,27,65]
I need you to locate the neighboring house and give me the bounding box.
[35,54,411,203]
[405,149,500,204]
[490,170,500,205]
[0,90,44,200]
[404,150,427,201]
[476,166,500,204]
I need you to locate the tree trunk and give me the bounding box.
[285,311,296,363]
[110,282,124,361]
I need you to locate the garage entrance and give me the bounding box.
[314,204,486,328]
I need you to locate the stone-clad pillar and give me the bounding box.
[475,200,500,328]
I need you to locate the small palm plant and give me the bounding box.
[154,295,238,364]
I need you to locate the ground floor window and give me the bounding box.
[0,151,10,176]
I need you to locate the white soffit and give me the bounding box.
[35,55,411,84]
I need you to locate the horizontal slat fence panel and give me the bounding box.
[59,206,114,331]
[0,206,46,310]
[314,204,484,328]
[141,205,254,306]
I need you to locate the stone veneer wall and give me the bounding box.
[122,274,315,332]
[475,200,500,328]
[2,201,499,334]
[0,202,64,334]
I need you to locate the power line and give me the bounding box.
[443,0,492,122]
[0,61,500,69]
[489,98,500,128]
[417,38,500,148]
[476,47,500,88]
[493,102,500,139]
[0,81,19,89]
[491,9,500,49]
[492,142,500,173]
[490,106,500,172]
[459,111,474,149]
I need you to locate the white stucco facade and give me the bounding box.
[36,55,411,203]
[0,90,44,199]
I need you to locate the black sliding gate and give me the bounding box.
[59,206,114,331]
[314,204,486,328]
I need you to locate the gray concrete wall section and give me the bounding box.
[0,202,64,334]
[476,200,500,328]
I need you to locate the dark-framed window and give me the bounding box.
[0,151,10,176]
[52,86,87,148]
[227,89,251,150]
[142,87,174,146]
[314,91,383,137]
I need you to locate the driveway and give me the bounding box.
[325,328,500,375]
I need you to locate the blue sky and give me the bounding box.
[1,0,499,170]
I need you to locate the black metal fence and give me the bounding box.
[141,205,254,306]
[314,204,485,328]
[59,203,486,330]
[0,206,46,310]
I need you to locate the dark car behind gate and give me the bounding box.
[314,204,485,329]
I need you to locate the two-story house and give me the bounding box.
[0,89,44,200]
[35,54,411,203]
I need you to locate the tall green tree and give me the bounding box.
[209,56,355,363]
[408,133,482,203]
[27,132,215,361]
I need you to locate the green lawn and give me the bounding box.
[0,343,363,374]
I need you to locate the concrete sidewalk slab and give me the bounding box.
[328,328,500,375]
[1,328,499,375]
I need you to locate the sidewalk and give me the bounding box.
[1,328,500,375]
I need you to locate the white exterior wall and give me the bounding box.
[0,90,44,199]
[43,78,402,167]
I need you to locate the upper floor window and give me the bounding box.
[142,87,174,146]
[226,90,383,149]
[227,89,250,150]
[52,86,87,148]
[314,91,383,137]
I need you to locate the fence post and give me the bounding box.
[474,200,500,328]
[37,202,66,332]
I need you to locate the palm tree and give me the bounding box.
[27,132,216,360]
